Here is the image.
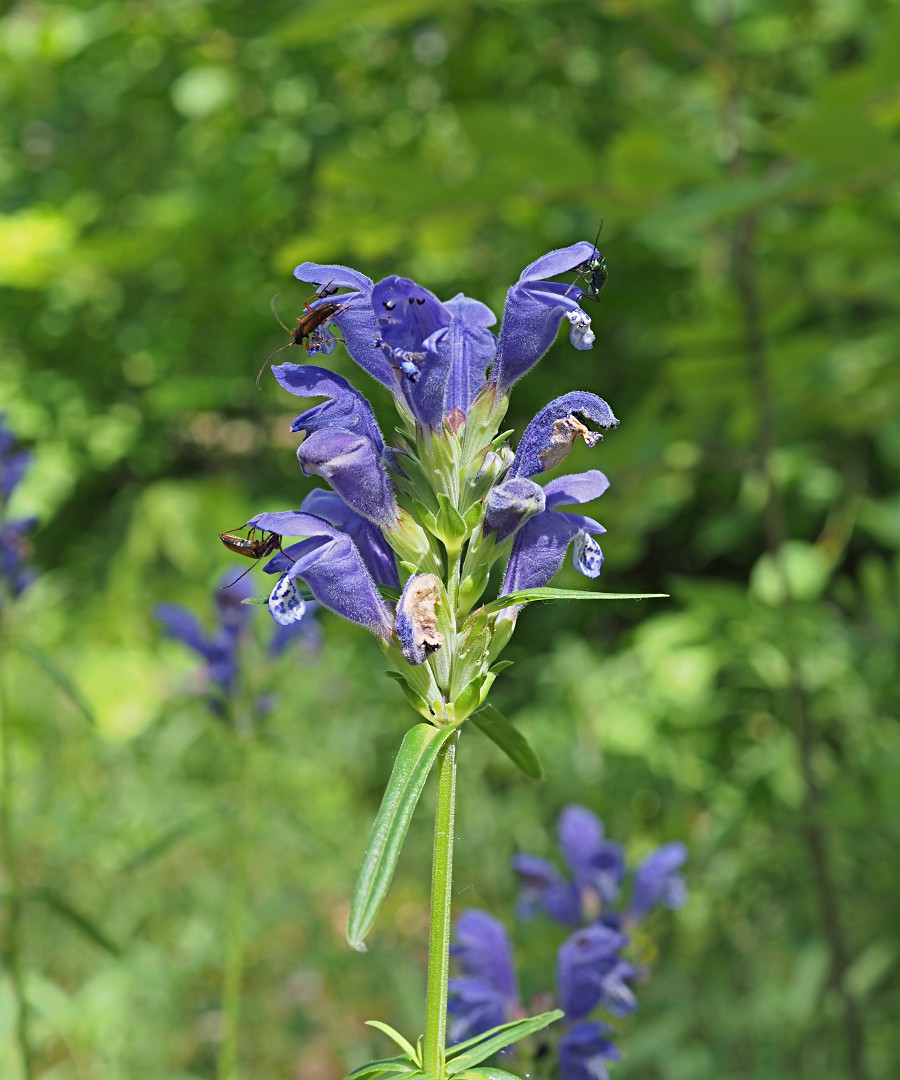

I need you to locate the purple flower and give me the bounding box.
[557,924,637,1021]
[510,392,618,480]
[483,477,546,542]
[448,910,521,1044]
[274,363,385,452]
[628,843,688,923]
[558,1022,621,1080]
[155,572,257,699]
[0,415,37,600]
[251,510,394,639]
[491,242,600,394]
[293,263,399,390]
[501,471,609,597]
[514,805,625,927]
[299,489,399,589]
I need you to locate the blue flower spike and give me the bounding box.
[231,239,665,725]
[453,805,686,1079]
[0,414,38,602]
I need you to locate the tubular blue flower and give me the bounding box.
[294,263,498,428]
[557,924,637,1021]
[396,573,443,666]
[448,910,521,1044]
[443,294,497,417]
[296,429,398,528]
[251,510,394,639]
[294,262,399,390]
[483,477,546,543]
[514,804,625,927]
[510,392,618,480]
[628,843,688,923]
[155,572,257,699]
[501,471,609,597]
[372,276,498,428]
[273,363,385,452]
[558,1022,621,1080]
[491,242,600,394]
[300,489,399,589]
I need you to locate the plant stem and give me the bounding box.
[421,732,458,1077]
[217,734,252,1080]
[0,638,33,1080]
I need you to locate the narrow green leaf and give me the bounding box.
[454,1069,525,1080]
[241,595,270,605]
[348,723,458,949]
[28,889,122,957]
[118,813,211,873]
[383,671,432,716]
[488,661,514,674]
[445,1009,563,1073]
[15,641,97,726]
[471,705,542,779]
[365,1021,420,1064]
[481,588,669,614]
[343,1056,419,1080]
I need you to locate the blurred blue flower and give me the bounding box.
[628,842,688,923]
[0,414,37,601]
[155,571,317,707]
[514,805,625,926]
[558,1022,621,1080]
[557,924,638,1020]
[448,910,521,1045]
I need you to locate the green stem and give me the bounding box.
[421,732,458,1077]
[217,734,252,1080]
[0,636,33,1080]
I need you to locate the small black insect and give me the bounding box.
[574,222,609,304]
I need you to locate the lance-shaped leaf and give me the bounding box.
[445,1009,564,1074]
[483,587,669,615]
[342,1056,420,1080]
[470,705,542,780]
[348,723,459,949]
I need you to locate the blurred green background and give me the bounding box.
[2,0,899,1077]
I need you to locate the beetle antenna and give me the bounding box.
[220,562,257,589]
[255,342,293,388]
[270,293,292,334]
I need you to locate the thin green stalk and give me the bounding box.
[217,734,252,1080]
[421,732,458,1077]
[0,636,33,1080]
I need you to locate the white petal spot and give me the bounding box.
[573,530,604,578]
[566,307,595,350]
[268,573,307,625]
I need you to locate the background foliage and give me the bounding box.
[2,0,899,1077]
